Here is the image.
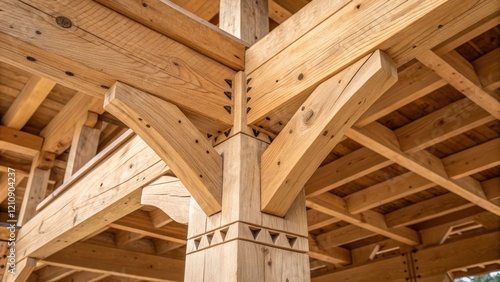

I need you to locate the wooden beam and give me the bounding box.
[43,242,184,281]
[483,178,500,201]
[442,138,500,179]
[395,98,495,153]
[306,193,420,246]
[95,0,246,70]
[308,235,351,266]
[307,209,341,231]
[141,176,190,224]
[35,266,77,282]
[3,258,37,282]
[245,0,498,124]
[64,112,101,180]
[1,75,55,129]
[262,50,397,216]
[346,123,500,216]
[472,48,500,91]
[385,193,473,228]
[104,82,223,215]
[149,209,174,229]
[219,0,268,45]
[417,50,500,119]
[57,272,110,282]
[356,62,446,128]
[313,231,500,282]
[316,225,375,249]
[305,147,392,198]
[0,0,234,127]
[18,152,54,226]
[109,211,186,244]
[16,134,169,261]
[0,126,43,157]
[41,92,103,155]
[345,172,435,214]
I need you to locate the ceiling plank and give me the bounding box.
[1,75,55,129]
[35,266,77,282]
[245,0,498,125]
[104,82,223,216]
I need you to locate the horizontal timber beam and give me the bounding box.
[306,193,420,246]
[95,0,246,70]
[245,0,498,125]
[261,50,397,216]
[417,50,500,119]
[1,75,55,130]
[346,123,500,216]
[313,231,500,282]
[104,82,223,215]
[0,126,43,157]
[43,242,184,281]
[16,134,170,261]
[0,0,234,129]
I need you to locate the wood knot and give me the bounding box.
[303,109,314,124]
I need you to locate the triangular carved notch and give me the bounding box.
[286,235,297,248]
[219,227,229,241]
[269,231,280,244]
[194,237,201,250]
[248,226,262,240]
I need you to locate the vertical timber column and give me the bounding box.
[219,0,269,45]
[185,133,310,281]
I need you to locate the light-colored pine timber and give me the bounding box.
[2,258,37,282]
[308,235,351,265]
[104,82,223,215]
[442,138,500,179]
[0,126,42,157]
[141,176,190,224]
[417,50,500,119]
[472,48,500,91]
[18,152,54,226]
[219,0,268,45]
[149,209,174,229]
[0,0,234,127]
[35,266,76,282]
[395,98,496,153]
[307,209,341,231]
[346,123,500,216]
[316,225,375,249]
[356,62,446,128]
[482,178,500,201]
[305,147,392,198]
[16,135,169,261]
[1,75,55,129]
[41,92,103,155]
[43,242,184,281]
[64,112,101,181]
[245,0,498,125]
[306,193,420,246]
[95,0,246,70]
[57,272,110,282]
[345,172,435,214]
[262,50,397,216]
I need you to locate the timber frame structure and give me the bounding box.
[0,0,499,281]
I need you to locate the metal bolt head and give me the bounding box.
[56,16,72,28]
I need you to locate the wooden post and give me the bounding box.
[219,0,269,45]
[185,133,310,281]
